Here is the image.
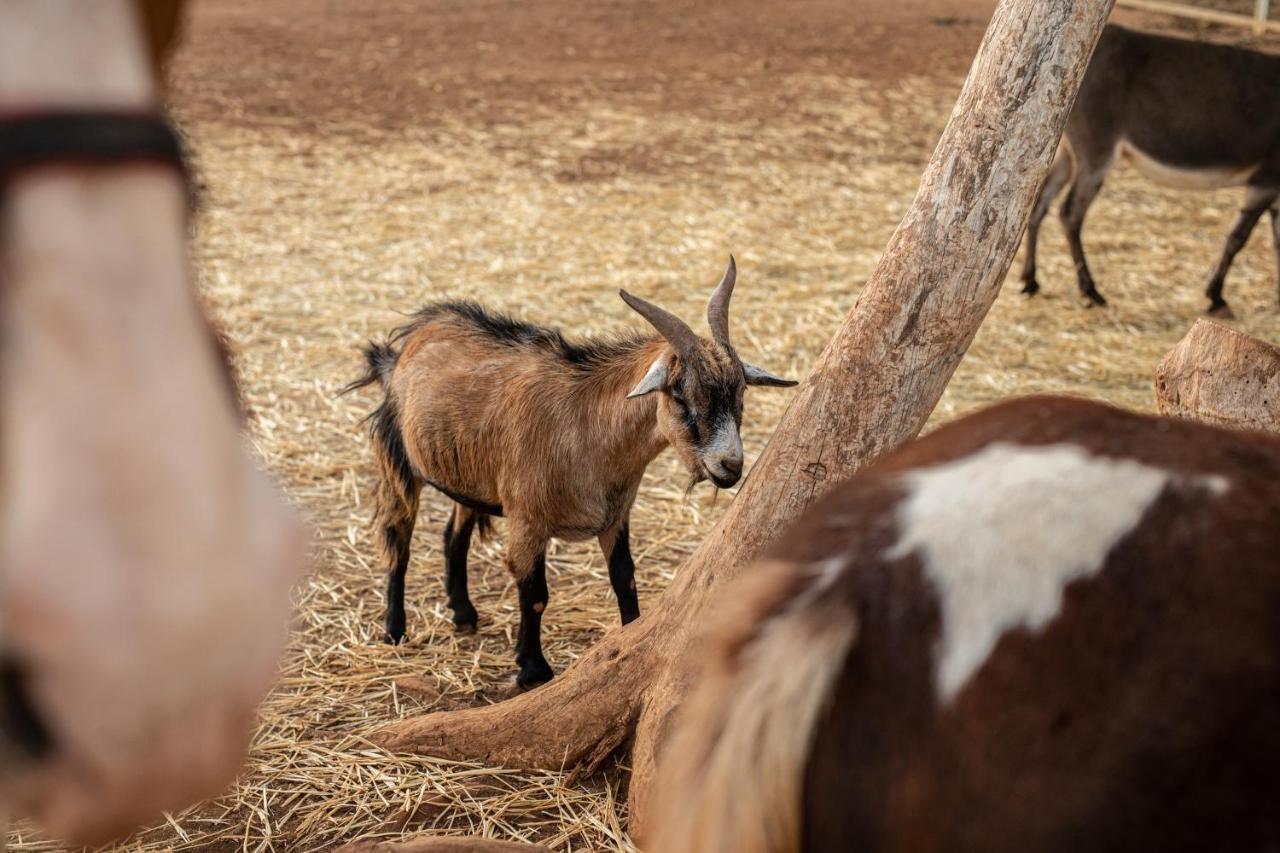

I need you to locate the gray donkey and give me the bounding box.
[1022,24,1280,314]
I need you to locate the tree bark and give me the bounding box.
[370,0,1116,836]
[1155,319,1280,431]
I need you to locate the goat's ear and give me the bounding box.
[627,355,669,398]
[743,362,798,388]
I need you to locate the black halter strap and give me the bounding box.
[0,111,187,187]
[0,658,52,764]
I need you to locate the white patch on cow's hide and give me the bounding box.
[885,442,1228,704]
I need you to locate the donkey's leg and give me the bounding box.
[1204,186,1278,315]
[599,517,640,625]
[505,523,554,689]
[379,478,422,645]
[1022,146,1074,296]
[442,503,480,633]
[1059,158,1111,307]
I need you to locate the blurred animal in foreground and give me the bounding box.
[650,396,1280,852]
[1022,24,1280,314]
[346,258,796,688]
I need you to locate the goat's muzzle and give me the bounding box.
[704,459,743,489]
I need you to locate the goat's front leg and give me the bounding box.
[442,503,480,633]
[379,477,421,645]
[599,519,640,625]
[505,524,553,689]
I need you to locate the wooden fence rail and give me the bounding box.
[1117,0,1279,33]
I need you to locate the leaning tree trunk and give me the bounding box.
[371,0,1116,835]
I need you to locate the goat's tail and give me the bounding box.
[340,341,399,395]
[644,557,859,853]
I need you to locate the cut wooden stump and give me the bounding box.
[334,837,550,853]
[367,0,1117,838]
[1156,319,1280,431]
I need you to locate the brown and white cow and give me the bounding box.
[649,395,1280,853]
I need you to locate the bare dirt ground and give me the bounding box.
[9,1,1280,850]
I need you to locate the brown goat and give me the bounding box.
[348,259,796,687]
[649,396,1280,853]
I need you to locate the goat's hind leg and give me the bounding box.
[1021,146,1074,296]
[1204,185,1277,316]
[505,523,554,689]
[378,478,422,645]
[442,503,481,633]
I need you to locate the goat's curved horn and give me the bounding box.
[619,289,700,355]
[706,255,736,349]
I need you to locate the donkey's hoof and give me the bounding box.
[515,659,555,691]
[1021,279,1040,297]
[383,628,406,645]
[453,618,479,635]
[1082,293,1108,308]
[1207,302,1236,319]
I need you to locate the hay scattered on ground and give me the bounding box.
[8,2,1280,851]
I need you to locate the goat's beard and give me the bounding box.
[683,467,707,498]
[684,466,724,502]
[683,476,700,499]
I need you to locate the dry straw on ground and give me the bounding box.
[6,3,1280,851]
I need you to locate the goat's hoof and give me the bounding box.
[515,660,555,691]
[451,604,479,633]
[383,628,406,645]
[1082,293,1108,308]
[1207,302,1235,319]
[1021,279,1040,296]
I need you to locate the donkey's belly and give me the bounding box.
[1118,140,1258,190]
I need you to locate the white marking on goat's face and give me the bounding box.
[701,415,744,488]
[885,442,1228,704]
